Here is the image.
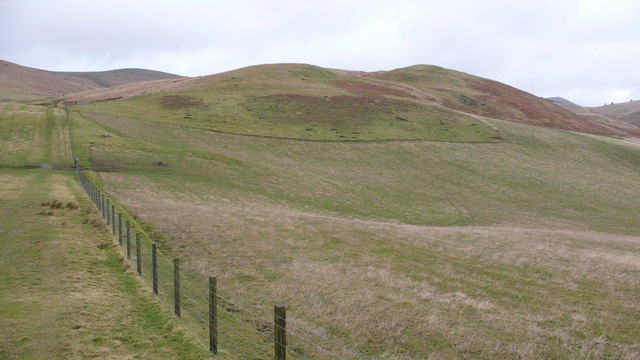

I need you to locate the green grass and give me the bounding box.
[70,63,501,142]
[0,102,69,167]
[65,96,640,359]
[0,103,210,359]
[5,64,640,358]
[0,169,209,359]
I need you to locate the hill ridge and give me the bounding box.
[7,60,640,138]
[0,59,182,99]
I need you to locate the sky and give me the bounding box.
[1,0,639,107]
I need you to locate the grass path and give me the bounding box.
[0,169,208,359]
[42,105,54,164]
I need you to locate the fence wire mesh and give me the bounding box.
[69,107,373,359]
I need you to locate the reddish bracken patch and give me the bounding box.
[459,78,640,136]
[335,80,416,99]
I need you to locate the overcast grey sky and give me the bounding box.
[1,0,638,106]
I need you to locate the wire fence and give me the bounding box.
[65,106,374,359]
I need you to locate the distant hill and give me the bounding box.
[367,65,640,137]
[0,59,182,100]
[590,101,640,127]
[32,61,640,138]
[67,63,503,143]
[546,97,579,106]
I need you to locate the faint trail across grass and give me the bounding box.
[0,169,208,359]
[42,105,54,164]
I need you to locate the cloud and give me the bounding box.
[1,0,638,106]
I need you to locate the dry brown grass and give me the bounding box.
[64,78,190,103]
[100,172,640,359]
[68,72,640,358]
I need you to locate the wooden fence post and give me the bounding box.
[209,276,218,354]
[111,205,115,235]
[152,244,158,295]
[126,221,131,259]
[174,258,181,317]
[275,305,287,360]
[106,199,110,225]
[136,233,142,275]
[118,213,123,246]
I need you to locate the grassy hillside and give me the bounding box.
[58,68,182,88]
[0,104,208,359]
[369,65,640,137]
[0,59,181,101]
[591,100,640,126]
[71,64,501,142]
[67,86,640,359]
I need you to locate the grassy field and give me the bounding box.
[0,102,70,167]
[0,104,209,359]
[65,69,640,360]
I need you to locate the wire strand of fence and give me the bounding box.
[65,105,375,360]
[217,318,273,358]
[284,319,375,359]
[216,307,275,344]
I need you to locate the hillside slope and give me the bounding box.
[0,59,181,100]
[66,96,640,359]
[368,65,640,137]
[65,63,640,138]
[590,100,640,126]
[69,63,502,143]
[546,97,579,106]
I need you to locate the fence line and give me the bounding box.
[64,106,373,359]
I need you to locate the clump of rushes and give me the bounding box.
[66,201,79,210]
